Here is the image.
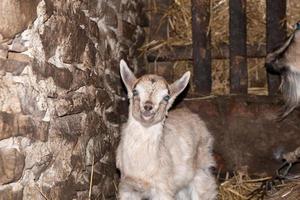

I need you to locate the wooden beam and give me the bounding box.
[266,0,286,95]
[147,45,192,62]
[146,44,267,62]
[191,0,211,95]
[229,0,247,94]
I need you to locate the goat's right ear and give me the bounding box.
[120,59,137,92]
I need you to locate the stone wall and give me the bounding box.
[0,0,146,199]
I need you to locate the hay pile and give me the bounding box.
[141,0,192,52]
[143,0,300,95]
[218,170,300,200]
[218,171,270,200]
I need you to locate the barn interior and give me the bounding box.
[143,0,300,199]
[0,0,300,199]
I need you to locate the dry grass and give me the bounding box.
[218,170,300,200]
[287,0,300,32]
[212,59,230,95]
[218,171,270,200]
[143,0,300,95]
[142,0,192,53]
[144,0,300,48]
[248,58,268,96]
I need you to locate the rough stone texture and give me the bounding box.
[0,148,25,185]
[0,0,39,40]
[0,185,23,200]
[0,0,145,199]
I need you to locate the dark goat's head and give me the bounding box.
[265,22,300,119]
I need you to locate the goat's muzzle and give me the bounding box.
[265,62,281,75]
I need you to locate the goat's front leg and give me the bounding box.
[118,181,142,200]
[150,189,174,200]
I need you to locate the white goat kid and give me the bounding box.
[116,60,217,200]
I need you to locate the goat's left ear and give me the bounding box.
[120,59,137,92]
[170,71,190,98]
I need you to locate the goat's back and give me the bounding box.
[163,108,215,187]
[164,108,213,150]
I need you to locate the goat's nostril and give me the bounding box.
[144,102,153,111]
[144,105,153,111]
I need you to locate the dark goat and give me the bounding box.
[265,22,300,119]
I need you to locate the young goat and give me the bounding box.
[116,60,217,200]
[265,22,300,119]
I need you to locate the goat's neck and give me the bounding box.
[124,113,163,156]
[126,114,164,140]
[122,115,165,176]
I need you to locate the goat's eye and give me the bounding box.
[132,89,138,96]
[295,22,300,30]
[163,95,170,101]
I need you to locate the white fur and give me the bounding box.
[117,109,217,200]
[117,60,217,199]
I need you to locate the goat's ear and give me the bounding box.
[170,71,190,98]
[120,59,137,92]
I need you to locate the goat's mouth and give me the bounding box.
[141,111,154,120]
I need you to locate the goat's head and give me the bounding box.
[120,60,190,127]
[265,22,300,119]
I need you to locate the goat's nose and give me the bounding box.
[265,62,281,75]
[144,101,153,111]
